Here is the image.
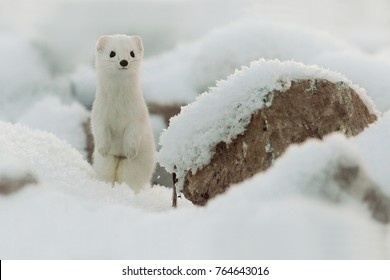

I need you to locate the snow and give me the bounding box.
[157,59,378,190]
[313,50,390,112]
[69,65,96,109]
[38,19,390,111]
[17,96,90,157]
[240,134,366,202]
[141,20,347,105]
[1,0,390,259]
[0,123,388,259]
[150,114,167,150]
[352,111,390,196]
[0,121,94,194]
[0,154,36,182]
[0,189,384,259]
[142,20,390,111]
[0,120,187,210]
[0,35,51,121]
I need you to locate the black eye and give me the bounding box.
[130,51,135,58]
[110,51,116,58]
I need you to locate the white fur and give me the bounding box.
[91,34,155,192]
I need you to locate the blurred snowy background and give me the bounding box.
[1,0,390,259]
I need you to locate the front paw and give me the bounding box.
[125,146,138,160]
[98,145,110,156]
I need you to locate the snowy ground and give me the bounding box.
[1,0,390,259]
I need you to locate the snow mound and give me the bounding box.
[236,134,367,203]
[352,111,390,196]
[0,36,51,121]
[17,96,89,157]
[157,59,377,189]
[0,154,36,182]
[0,35,76,123]
[0,132,387,259]
[69,65,96,109]
[0,153,38,195]
[207,133,387,259]
[0,120,93,190]
[0,120,182,210]
[142,20,347,105]
[313,50,390,112]
[57,20,390,111]
[142,20,390,112]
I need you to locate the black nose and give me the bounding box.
[120,60,128,67]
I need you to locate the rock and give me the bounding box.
[363,188,390,224]
[183,79,377,205]
[0,173,38,195]
[334,163,390,224]
[148,103,182,125]
[83,119,94,164]
[0,154,38,195]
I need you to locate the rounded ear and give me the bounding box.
[96,36,109,53]
[132,35,144,54]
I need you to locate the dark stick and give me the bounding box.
[172,172,177,208]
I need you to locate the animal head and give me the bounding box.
[95,34,143,74]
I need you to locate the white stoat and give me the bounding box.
[91,34,155,192]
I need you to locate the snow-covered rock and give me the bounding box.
[158,59,378,195]
[182,79,377,205]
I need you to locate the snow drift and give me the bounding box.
[1,120,389,259]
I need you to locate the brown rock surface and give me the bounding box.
[0,173,38,195]
[84,119,94,164]
[182,79,377,205]
[148,103,182,125]
[334,163,390,224]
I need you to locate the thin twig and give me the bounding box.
[172,172,177,208]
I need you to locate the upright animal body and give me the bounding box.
[91,34,155,192]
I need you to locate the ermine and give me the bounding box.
[91,34,155,192]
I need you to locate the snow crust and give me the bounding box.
[157,59,378,189]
